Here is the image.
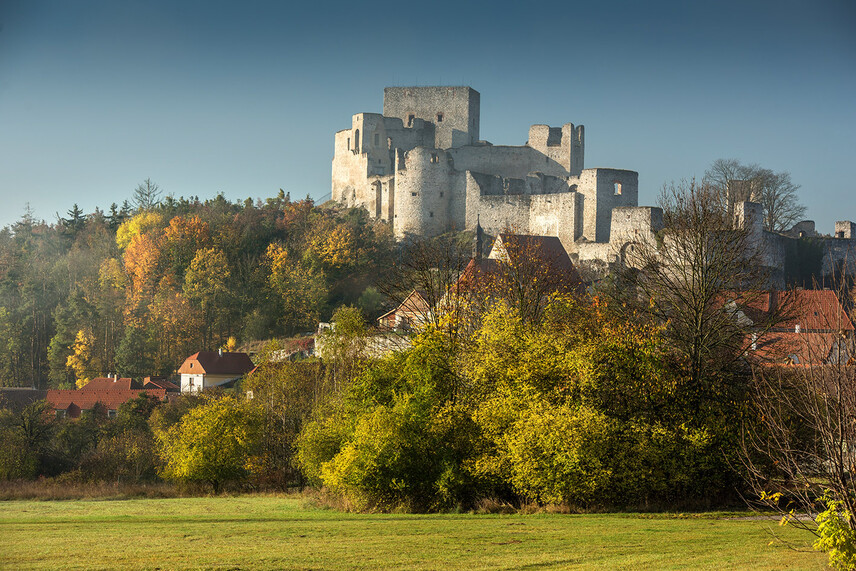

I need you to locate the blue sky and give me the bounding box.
[1,0,854,231]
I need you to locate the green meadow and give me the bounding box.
[0,496,827,570]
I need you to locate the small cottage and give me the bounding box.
[178,350,255,394]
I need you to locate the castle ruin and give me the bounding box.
[332,86,856,285]
[332,86,658,265]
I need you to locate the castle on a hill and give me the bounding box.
[332,86,856,285]
[332,86,660,267]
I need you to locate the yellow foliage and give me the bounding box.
[116,211,164,250]
[311,225,358,269]
[98,257,126,290]
[67,329,97,388]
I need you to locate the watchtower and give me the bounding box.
[383,86,480,149]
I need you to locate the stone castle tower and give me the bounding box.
[332,86,659,262]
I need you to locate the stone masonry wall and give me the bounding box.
[383,86,479,149]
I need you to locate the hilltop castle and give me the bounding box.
[332,86,856,285]
[332,86,661,266]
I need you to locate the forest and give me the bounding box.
[0,184,394,388]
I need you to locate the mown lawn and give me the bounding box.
[0,496,827,570]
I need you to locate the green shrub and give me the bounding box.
[814,495,856,570]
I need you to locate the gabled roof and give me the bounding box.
[377,289,430,323]
[457,233,584,294]
[178,351,255,376]
[79,377,138,391]
[728,289,854,333]
[491,234,574,269]
[143,377,180,391]
[748,331,850,366]
[45,389,166,412]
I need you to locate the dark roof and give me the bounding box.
[495,234,574,268]
[178,351,255,375]
[0,388,48,412]
[456,233,584,294]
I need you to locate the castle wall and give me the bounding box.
[577,169,639,243]
[529,192,580,249]
[383,86,479,149]
[610,206,663,245]
[527,123,584,176]
[393,148,454,238]
[448,145,569,180]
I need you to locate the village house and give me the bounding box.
[376,289,430,331]
[178,350,255,394]
[741,289,855,366]
[46,379,167,419]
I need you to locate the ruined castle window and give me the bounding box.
[411,192,418,197]
[837,231,845,238]
[437,113,444,123]
[354,129,360,152]
[407,114,415,127]
[374,133,380,146]
[439,192,444,197]
[614,181,622,195]
[430,153,439,164]
[429,212,434,217]
[346,137,350,150]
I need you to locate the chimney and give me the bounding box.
[751,333,758,351]
[795,324,801,334]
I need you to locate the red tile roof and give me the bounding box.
[78,377,137,390]
[45,388,166,414]
[178,351,255,375]
[143,377,180,391]
[747,331,849,366]
[729,289,854,333]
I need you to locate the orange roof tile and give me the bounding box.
[45,388,166,412]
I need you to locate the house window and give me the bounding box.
[437,113,444,122]
[108,409,117,419]
[56,410,66,419]
[407,114,415,127]
[374,133,380,146]
[614,181,622,195]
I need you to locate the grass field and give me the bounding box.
[0,495,827,570]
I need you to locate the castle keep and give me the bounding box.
[332,87,655,262]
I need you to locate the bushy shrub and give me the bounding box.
[814,495,856,570]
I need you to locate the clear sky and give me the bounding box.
[1,0,854,232]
